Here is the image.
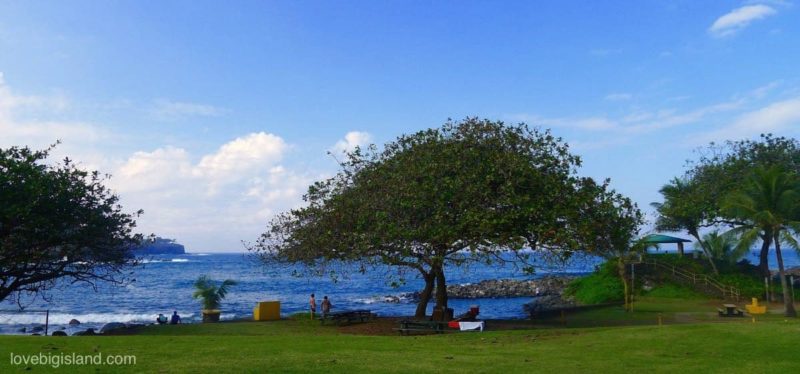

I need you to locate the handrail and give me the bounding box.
[633,258,740,301]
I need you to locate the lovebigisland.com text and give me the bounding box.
[10,352,136,369]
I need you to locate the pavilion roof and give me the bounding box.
[640,234,692,244]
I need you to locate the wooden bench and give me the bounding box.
[394,320,449,335]
[320,310,374,326]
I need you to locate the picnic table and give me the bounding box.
[394,320,449,335]
[718,303,744,317]
[319,309,374,326]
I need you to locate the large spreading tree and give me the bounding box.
[251,118,638,318]
[0,145,142,304]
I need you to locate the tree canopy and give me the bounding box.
[251,118,641,317]
[654,134,800,276]
[722,166,800,317]
[0,145,142,304]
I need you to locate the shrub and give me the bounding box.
[717,273,766,299]
[566,261,623,304]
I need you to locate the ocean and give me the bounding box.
[0,250,797,335]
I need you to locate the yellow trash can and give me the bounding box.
[253,301,281,321]
[745,298,766,314]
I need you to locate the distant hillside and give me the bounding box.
[133,237,186,255]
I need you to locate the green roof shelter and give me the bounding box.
[641,234,692,256]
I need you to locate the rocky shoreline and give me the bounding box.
[397,276,578,317]
[447,277,576,298]
[401,276,576,300]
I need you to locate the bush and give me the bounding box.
[717,273,766,299]
[566,261,623,304]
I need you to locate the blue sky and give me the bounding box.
[2,1,799,252]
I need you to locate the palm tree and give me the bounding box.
[652,178,720,274]
[698,231,747,265]
[723,166,799,317]
[193,275,237,311]
[602,238,657,311]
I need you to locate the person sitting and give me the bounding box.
[170,311,182,325]
[156,313,168,325]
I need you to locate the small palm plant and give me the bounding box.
[192,275,237,322]
[696,231,746,265]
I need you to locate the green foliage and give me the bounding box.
[251,118,640,316]
[654,134,800,277]
[716,273,766,299]
[687,134,800,225]
[0,144,142,303]
[652,178,708,235]
[722,166,800,316]
[644,284,705,299]
[651,178,721,274]
[698,231,747,264]
[567,261,623,304]
[192,275,237,310]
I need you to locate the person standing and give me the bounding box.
[309,293,317,319]
[321,296,332,318]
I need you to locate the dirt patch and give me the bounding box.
[333,317,540,336]
[335,317,406,336]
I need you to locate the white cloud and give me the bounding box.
[195,132,287,180]
[116,147,194,192]
[331,131,372,153]
[151,99,225,120]
[0,74,325,252]
[509,82,786,150]
[698,97,800,143]
[709,4,777,37]
[112,133,312,252]
[748,81,782,99]
[0,72,106,165]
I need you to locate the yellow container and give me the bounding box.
[253,301,281,321]
[745,298,766,315]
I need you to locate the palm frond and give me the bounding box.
[780,230,800,255]
[724,226,761,260]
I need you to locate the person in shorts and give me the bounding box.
[321,296,332,318]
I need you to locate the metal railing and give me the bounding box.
[634,258,740,301]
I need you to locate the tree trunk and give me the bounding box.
[434,265,448,309]
[758,232,772,278]
[617,258,629,311]
[414,271,435,318]
[689,229,719,275]
[774,233,796,317]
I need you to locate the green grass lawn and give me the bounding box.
[1,299,798,373]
